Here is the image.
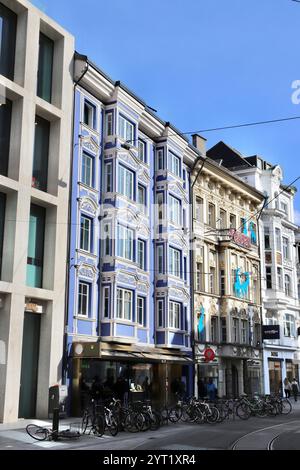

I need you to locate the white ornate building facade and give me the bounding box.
[208,142,300,395]
[192,138,265,398]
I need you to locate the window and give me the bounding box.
[78,282,90,317]
[229,214,236,229]
[219,209,227,229]
[26,204,46,288]
[104,162,112,192]
[83,101,95,128]
[220,317,227,343]
[183,169,186,188]
[157,192,164,223]
[118,164,134,199]
[137,296,145,326]
[117,224,133,261]
[103,223,111,256]
[0,3,17,80]
[80,216,92,252]
[81,152,93,187]
[211,317,218,342]
[157,245,164,274]
[196,262,204,292]
[116,288,132,320]
[105,112,113,136]
[275,228,281,252]
[209,267,216,294]
[252,265,259,303]
[264,226,270,249]
[233,318,239,343]
[157,300,164,328]
[37,33,54,103]
[0,192,6,276]
[249,222,257,244]
[169,195,181,225]
[137,239,146,270]
[284,314,295,337]
[266,266,272,289]
[241,320,248,344]
[169,301,181,329]
[118,115,134,143]
[281,202,288,215]
[138,140,146,162]
[169,247,181,277]
[282,237,289,260]
[277,267,283,290]
[285,274,291,296]
[138,184,146,213]
[220,269,226,296]
[195,197,204,222]
[208,203,216,228]
[0,98,12,177]
[32,116,50,192]
[240,217,247,235]
[103,286,110,318]
[157,149,164,170]
[168,152,181,177]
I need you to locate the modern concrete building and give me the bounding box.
[192,138,265,398]
[208,142,300,395]
[0,0,74,422]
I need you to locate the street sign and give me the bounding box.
[262,325,280,340]
[204,348,215,362]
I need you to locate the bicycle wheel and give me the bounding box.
[81,412,90,434]
[280,399,292,415]
[26,424,49,441]
[206,406,220,424]
[94,414,105,437]
[149,411,161,431]
[168,406,182,423]
[236,403,251,420]
[108,416,119,436]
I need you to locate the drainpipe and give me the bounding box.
[189,137,206,397]
[256,195,268,395]
[62,55,89,390]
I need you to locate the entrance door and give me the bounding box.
[18,312,41,418]
[268,360,282,395]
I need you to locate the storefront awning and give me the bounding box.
[71,341,193,364]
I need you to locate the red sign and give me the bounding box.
[204,348,215,362]
[229,229,251,249]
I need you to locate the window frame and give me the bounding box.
[80,215,92,252]
[168,151,181,177]
[103,286,110,319]
[118,163,134,200]
[169,301,181,329]
[117,224,134,261]
[116,288,133,321]
[81,151,93,187]
[169,246,181,278]
[118,114,135,143]
[137,296,145,327]
[137,239,146,270]
[78,281,90,317]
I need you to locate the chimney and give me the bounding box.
[192,134,207,155]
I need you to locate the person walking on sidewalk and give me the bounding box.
[284,377,292,398]
[291,378,299,402]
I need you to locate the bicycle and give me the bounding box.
[26,423,81,441]
[81,399,105,437]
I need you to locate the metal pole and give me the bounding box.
[52,408,60,441]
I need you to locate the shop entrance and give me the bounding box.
[268,359,282,395]
[18,312,41,418]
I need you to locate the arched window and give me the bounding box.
[284,274,291,297]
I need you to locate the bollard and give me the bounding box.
[52,407,60,441]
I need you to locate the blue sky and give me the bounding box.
[31,0,300,218]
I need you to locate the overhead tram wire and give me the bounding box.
[120,115,300,146]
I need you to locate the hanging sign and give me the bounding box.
[204,348,215,362]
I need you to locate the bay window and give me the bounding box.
[80,216,92,252]
[78,281,90,317]
[118,164,134,199]
[169,247,181,277]
[169,194,181,225]
[116,288,132,320]
[117,224,133,261]
[169,301,181,329]
[168,151,181,177]
[118,115,134,143]
[137,296,145,326]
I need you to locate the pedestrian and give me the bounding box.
[206,378,217,401]
[197,379,207,399]
[291,378,299,402]
[283,377,292,398]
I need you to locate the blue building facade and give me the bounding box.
[66,55,198,413]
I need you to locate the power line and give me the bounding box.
[121,115,300,146]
